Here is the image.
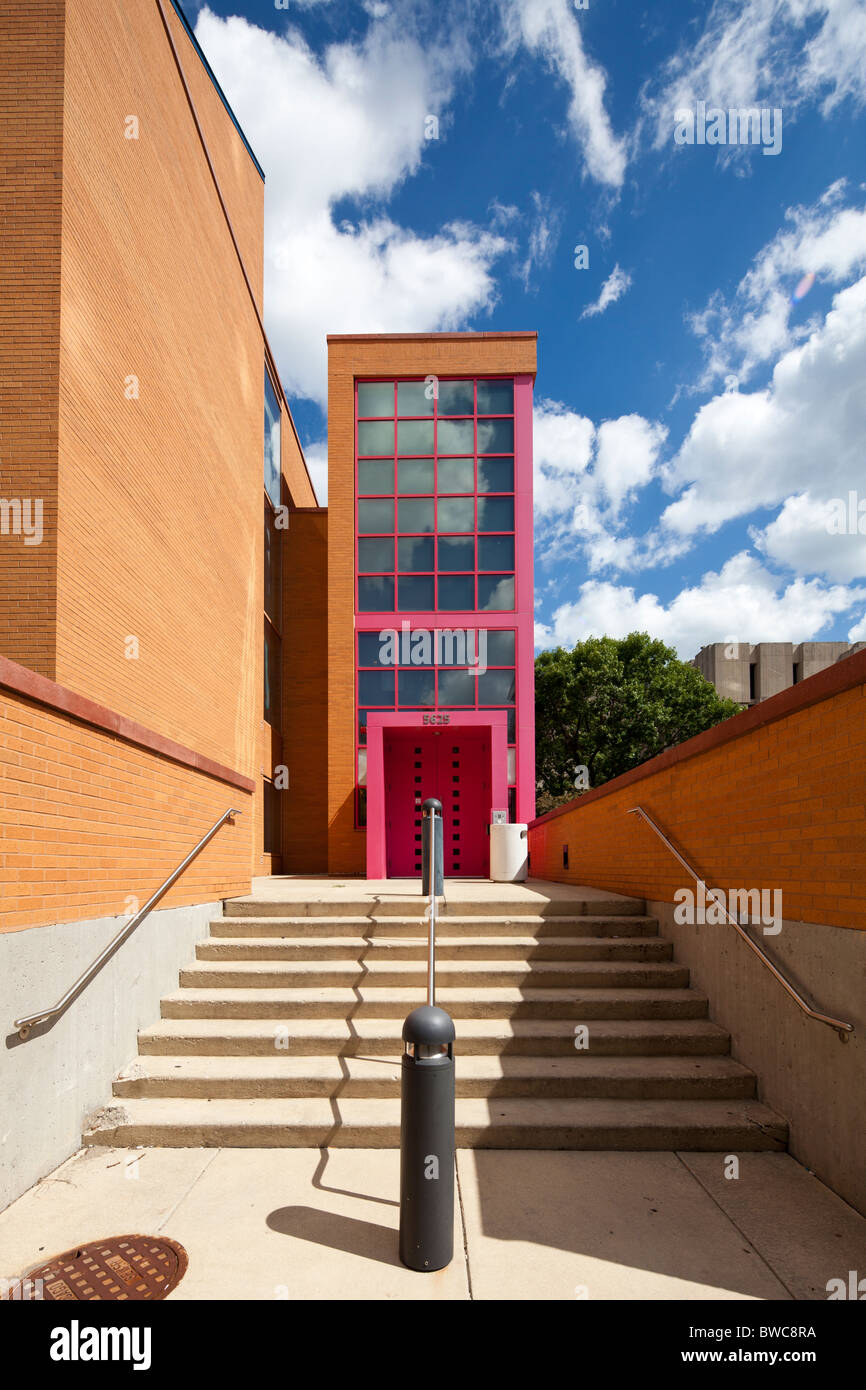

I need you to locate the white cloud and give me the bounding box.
[688,183,866,388]
[195,8,507,406]
[641,0,866,153]
[500,0,627,187]
[518,191,561,288]
[532,399,595,519]
[533,401,669,572]
[661,274,866,537]
[581,263,632,319]
[751,491,866,584]
[594,416,666,516]
[302,439,328,504]
[535,552,866,659]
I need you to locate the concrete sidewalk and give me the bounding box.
[1,1147,863,1300]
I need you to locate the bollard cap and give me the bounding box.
[421,797,442,815]
[402,1004,455,1046]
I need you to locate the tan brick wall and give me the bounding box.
[281,509,329,871]
[528,653,866,931]
[0,681,252,934]
[0,1,65,677]
[326,334,537,874]
[51,0,270,783]
[0,0,317,926]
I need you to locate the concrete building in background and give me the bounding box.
[691,641,864,705]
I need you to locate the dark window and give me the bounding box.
[358,500,394,533]
[264,503,282,629]
[437,497,474,532]
[358,669,395,706]
[397,419,435,454]
[438,669,475,704]
[358,632,389,665]
[264,621,281,727]
[749,664,757,700]
[478,535,514,570]
[476,380,513,414]
[478,574,515,611]
[358,537,394,572]
[398,498,435,533]
[358,459,394,494]
[437,458,474,493]
[399,669,435,706]
[438,536,475,571]
[477,457,514,493]
[358,576,394,611]
[397,381,434,416]
[438,574,475,610]
[483,630,516,665]
[398,575,435,611]
[479,668,516,704]
[477,419,514,454]
[357,382,393,417]
[478,496,514,532]
[397,458,434,494]
[263,778,280,855]
[357,420,394,455]
[437,419,475,454]
[437,380,475,415]
[398,536,435,571]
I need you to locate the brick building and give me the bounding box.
[0,0,537,1202]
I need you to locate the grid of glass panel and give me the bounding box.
[355,627,518,825]
[356,379,515,614]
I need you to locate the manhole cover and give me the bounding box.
[9,1235,188,1301]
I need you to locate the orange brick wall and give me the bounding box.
[529,651,866,930]
[51,0,269,778]
[0,1,65,677]
[281,509,329,871]
[326,333,537,874]
[0,680,253,934]
[1,0,318,925]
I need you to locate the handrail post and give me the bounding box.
[421,797,443,1006]
[399,795,455,1271]
[627,805,853,1040]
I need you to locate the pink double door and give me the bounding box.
[384,728,491,878]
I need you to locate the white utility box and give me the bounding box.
[489,822,528,882]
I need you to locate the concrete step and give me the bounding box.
[196,935,673,962]
[84,1096,787,1150]
[208,914,661,938]
[159,986,709,1020]
[178,958,690,990]
[114,1054,757,1101]
[224,895,646,919]
[138,1016,731,1057]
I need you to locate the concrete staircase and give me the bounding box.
[84,884,788,1151]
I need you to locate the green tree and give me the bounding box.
[535,632,741,812]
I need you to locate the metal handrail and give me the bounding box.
[627,805,854,1040]
[13,807,242,1039]
[427,806,437,1007]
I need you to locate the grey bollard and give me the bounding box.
[398,1004,455,1271]
[421,797,443,897]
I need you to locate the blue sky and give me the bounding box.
[185,0,866,658]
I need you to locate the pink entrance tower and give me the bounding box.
[328,332,537,879]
